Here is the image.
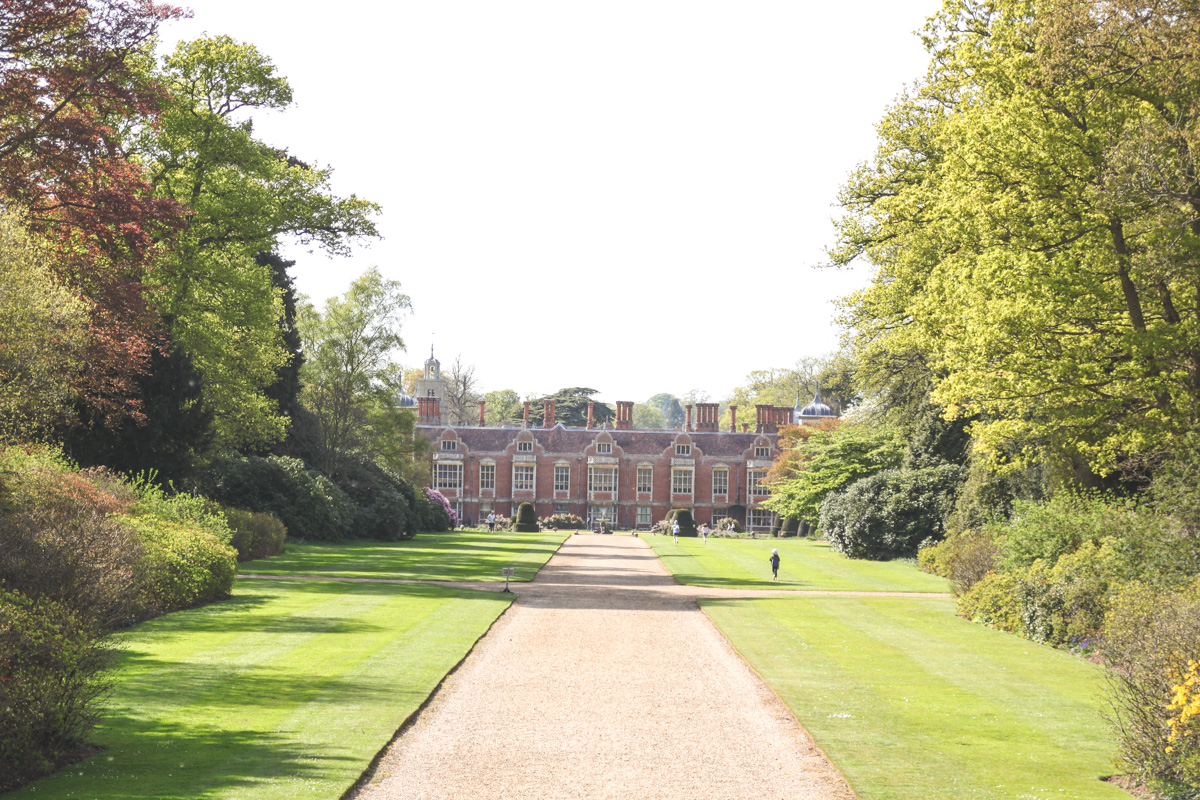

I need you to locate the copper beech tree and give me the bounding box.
[0,0,187,427]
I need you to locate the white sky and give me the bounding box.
[161,1,940,406]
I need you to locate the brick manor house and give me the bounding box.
[410,352,838,532]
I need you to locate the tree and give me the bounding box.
[529,388,614,428]
[831,0,1200,472]
[0,211,89,442]
[443,356,479,426]
[0,0,187,430]
[140,36,380,449]
[483,389,522,426]
[720,355,857,430]
[645,393,685,428]
[632,403,666,429]
[764,420,904,526]
[297,268,413,478]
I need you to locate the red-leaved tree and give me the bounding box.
[0,0,188,425]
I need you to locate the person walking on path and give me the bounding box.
[486,512,495,533]
[672,520,680,544]
[770,548,780,580]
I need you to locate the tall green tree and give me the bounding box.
[832,0,1200,473]
[482,389,522,426]
[530,388,614,428]
[297,268,415,479]
[141,36,379,450]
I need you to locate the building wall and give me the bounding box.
[421,422,783,531]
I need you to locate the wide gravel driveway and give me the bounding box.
[350,533,855,800]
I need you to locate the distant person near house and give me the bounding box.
[770,549,780,580]
[486,511,495,533]
[672,520,680,544]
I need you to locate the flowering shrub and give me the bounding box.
[1105,579,1200,796]
[422,486,458,529]
[1168,659,1200,788]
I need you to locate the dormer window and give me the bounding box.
[597,442,612,454]
[755,445,771,458]
[675,443,691,456]
[518,441,533,452]
[441,440,457,451]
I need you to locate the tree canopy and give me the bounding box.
[832,0,1200,471]
[140,35,380,449]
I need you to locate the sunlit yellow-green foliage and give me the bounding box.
[142,36,380,450]
[832,0,1200,471]
[0,210,88,441]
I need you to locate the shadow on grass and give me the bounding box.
[59,716,359,799]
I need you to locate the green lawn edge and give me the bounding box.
[238,528,572,583]
[644,535,950,593]
[12,579,514,800]
[700,595,1126,800]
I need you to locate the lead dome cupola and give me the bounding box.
[799,391,834,418]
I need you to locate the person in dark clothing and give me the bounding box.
[769,548,780,580]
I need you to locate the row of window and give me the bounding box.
[435,462,768,496]
[440,439,771,459]
[472,503,760,528]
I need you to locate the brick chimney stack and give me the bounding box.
[418,397,441,426]
[729,406,738,433]
[695,402,719,432]
[478,400,486,426]
[586,402,595,429]
[615,401,634,430]
[523,401,530,427]
[549,400,557,426]
[685,404,693,432]
[542,401,553,428]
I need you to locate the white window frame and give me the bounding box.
[517,440,533,452]
[479,462,496,491]
[596,441,612,454]
[755,445,771,458]
[712,468,729,496]
[554,465,571,492]
[636,506,651,526]
[675,443,691,456]
[441,439,457,451]
[672,467,693,495]
[588,466,617,492]
[513,465,535,492]
[636,466,653,494]
[748,469,769,497]
[434,462,462,491]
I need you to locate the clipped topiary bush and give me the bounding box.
[513,502,539,532]
[780,517,800,538]
[540,513,585,530]
[222,508,287,561]
[820,465,964,560]
[195,455,354,540]
[671,508,698,536]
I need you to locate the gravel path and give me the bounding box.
[348,534,856,800]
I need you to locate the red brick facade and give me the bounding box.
[421,407,788,531]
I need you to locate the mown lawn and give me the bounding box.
[12,579,512,800]
[702,595,1126,800]
[644,535,950,592]
[239,528,571,582]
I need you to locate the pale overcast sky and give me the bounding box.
[161,1,941,405]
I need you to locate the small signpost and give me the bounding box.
[502,567,515,593]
